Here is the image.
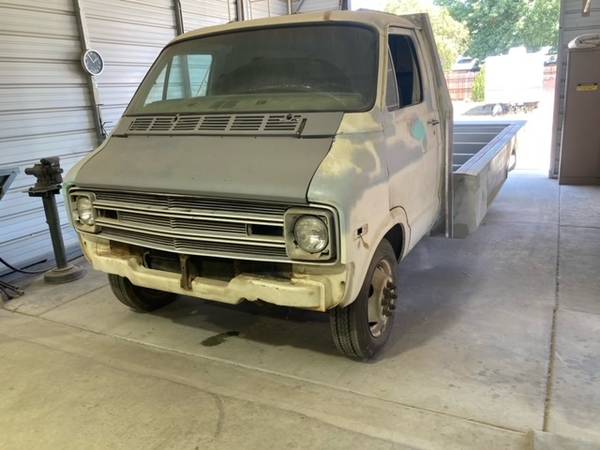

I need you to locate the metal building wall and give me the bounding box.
[0,1,96,273]
[294,0,342,12]
[180,1,236,33]
[247,0,289,19]
[550,0,600,177]
[81,0,178,133]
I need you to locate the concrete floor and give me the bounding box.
[1,171,600,450]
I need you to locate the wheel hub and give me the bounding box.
[367,260,397,338]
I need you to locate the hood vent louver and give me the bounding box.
[127,113,305,136]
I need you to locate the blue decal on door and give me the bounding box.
[411,119,427,145]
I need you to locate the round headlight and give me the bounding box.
[76,196,94,226]
[293,216,328,254]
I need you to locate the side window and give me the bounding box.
[386,50,400,110]
[387,34,423,109]
[144,54,213,105]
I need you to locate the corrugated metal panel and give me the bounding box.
[295,0,341,13]
[180,0,234,31]
[550,0,600,177]
[82,0,177,134]
[247,0,288,19]
[0,2,96,274]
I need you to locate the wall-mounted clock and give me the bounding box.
[82,49,104,76]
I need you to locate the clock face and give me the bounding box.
[83,49,104,76]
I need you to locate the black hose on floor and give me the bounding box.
[0,256,47,276]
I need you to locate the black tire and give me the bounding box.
[108,274,176,312]
[329,239,399,361]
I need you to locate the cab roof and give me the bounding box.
[172,10,420,44]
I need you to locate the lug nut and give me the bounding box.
[383,288,398,299]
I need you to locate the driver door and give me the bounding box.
[382,28,442,244]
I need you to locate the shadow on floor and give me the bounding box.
[149,240,469,361]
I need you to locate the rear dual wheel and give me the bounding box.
[329,239,399,361]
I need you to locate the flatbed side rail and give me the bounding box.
[452,120,526,238]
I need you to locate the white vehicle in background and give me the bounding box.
[452,56,480,72]
[65,11,523,360]
[485,47,546,115]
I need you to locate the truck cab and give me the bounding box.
[66,10,454,360]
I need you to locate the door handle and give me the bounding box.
[428,119,440,126]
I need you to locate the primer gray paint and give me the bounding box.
[74,135,336,203]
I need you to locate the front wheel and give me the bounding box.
[108,274,176,312]
[329,239,399,361]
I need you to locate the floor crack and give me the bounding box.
[542,184,561,431]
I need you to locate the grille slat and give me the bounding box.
[94,191,287,218]
[128,114,303,135]
[150,117,176,131]
[172,115,203,131]
[102,228,288,260]
[198,115,232,131]
[116,211,249,235]
[265,114,302,131]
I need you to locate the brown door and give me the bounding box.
[559,47,600,185]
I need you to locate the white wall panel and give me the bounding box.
[0,86,90,112]
[0,2,96,274]
[295,0,341,12]
[82,0,177,134]
[248,0,288,19]
[180,0,234,31]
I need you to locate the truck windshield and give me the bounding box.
[127,24,379,115]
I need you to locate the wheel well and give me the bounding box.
[384,224,405,261]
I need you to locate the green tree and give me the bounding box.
[434,0,560,59]
[434,0,527,60]
[521,0,560,51]
[385,0,470,72]
[471,66,485,101]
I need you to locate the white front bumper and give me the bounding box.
[81,237,350,312]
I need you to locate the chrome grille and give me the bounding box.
[81,190,291,262]
[116,211,249,235]
[93,191,287,219]
[102,228,288,259]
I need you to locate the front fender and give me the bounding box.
[308,120,410,306]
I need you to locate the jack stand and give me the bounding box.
[25,158,85,284]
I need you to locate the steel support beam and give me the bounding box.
[236,0,245,20]
[72,0,105,144]
[173,0,185,34]
[295,0,306,13]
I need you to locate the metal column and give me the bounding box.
[173,0,185,35]
[236,0,245,20]
[72,0,105,144]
